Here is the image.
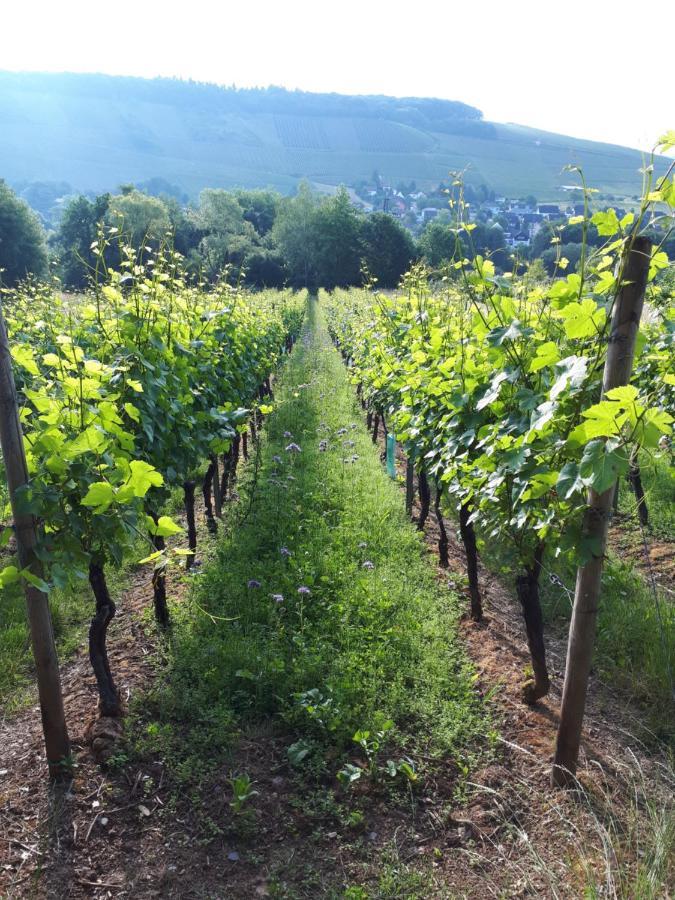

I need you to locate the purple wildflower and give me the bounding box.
[247,579,261,589]
[285,443,302,453]
[319,440,328,451]
[272,455,282,464]
[272,593,284,603]
[343,440,355,448]
[336,428,347,436]
[280,547,292,558]
[283,431,293,438]
[362,560,375,571]
[358,542,368,549]
[297,586,311,596]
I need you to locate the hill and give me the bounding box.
[0,72,667,201]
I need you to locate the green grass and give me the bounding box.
[140,300,489,783]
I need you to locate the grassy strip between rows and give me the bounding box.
[137,300,490,786]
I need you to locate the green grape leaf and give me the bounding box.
[81,481,115,512]
[0,565,20,588]
[529,341,560,373]
[550,356,588,400]
[633,407,673,449]
[558,299,606,339]
[10,345,40,376]
[604,385,639,404]
[127,461,164,497]
[591,209,619,236]
[556,462,584,500]
[138,550,164,565]
[124,402,141,423]
[579,440,630,493]
[20,569,51,594]
[150,516,183,537]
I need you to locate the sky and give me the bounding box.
[3,0,673,153]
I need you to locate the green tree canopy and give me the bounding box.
[0,180,49,286]
[360,212,415,287]
[106,190,172,247]
[234,190,280,236]
[273,182,321,287]
[54,193,110,288]
[313,188,363,289]
[418,221,457,267]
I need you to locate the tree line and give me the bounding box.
[3,177,673,292]
[0,180,415,291]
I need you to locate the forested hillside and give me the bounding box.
[1,72,667,199]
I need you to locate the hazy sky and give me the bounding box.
[3,0,673,153]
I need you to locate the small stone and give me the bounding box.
[227,851,240,862]
[100,817,109,827]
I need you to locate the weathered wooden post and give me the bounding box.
[552,236,651,786]
[0,302,71,777]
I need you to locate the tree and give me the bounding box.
[0,181,48,286]
[360,213,415,287]
[418,221,456,267]
[312,188,363,288]
[54,193,110,288]
[194,189,248,279]
[234,190,280,236]
[107,190,171,248]
[273,182,321,287]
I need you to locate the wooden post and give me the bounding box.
[552,236,651,787]
[0,303,71,777]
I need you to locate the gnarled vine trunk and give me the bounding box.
[628,449,649,527]
[151,532,169,627]
[88,561,121,717]
[183,481,197,570]
[458,503,482,621]
[231,434,241,481]
[417,469,431,531]
[516,543,549,703]
[202,458,218,534]
[212,457,222,518]
[434,483,449,567]
[405,458,415,518]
